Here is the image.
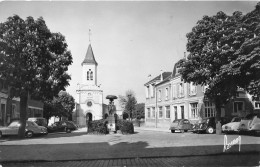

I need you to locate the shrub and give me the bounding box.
[87,119,108,134]
[116,119,134,134]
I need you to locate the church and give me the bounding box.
[74,43,107,127]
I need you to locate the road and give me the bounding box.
[0,127,260,166]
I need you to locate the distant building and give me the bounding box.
[0,80,43,126]
[144,61,259,129]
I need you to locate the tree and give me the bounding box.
[177,3,260,133]
[133,103,145,119]
[43,91,75,122]
[119,90,137,121]
[0,15,72,138]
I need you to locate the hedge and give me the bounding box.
[87,119,134,135]
[116,119,134,134]
[87,119,108,134]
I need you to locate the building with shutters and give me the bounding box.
[144,60,259,129]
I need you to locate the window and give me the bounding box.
[165,88,169,100]
[202,85,209,93]
[152,107,155,118]
[204,101,215,118]
[172,84,177,99]
[174,106,177,120]
[190,103,198,118]
[87,69,93,81]
[234,101,244,114]
[181,106,184,119]
[11,104,16,119]
[147,108,151,118]
[166,106,170,118]
[178,83,184,98]
[152,85,155,98]
[189,82,197,96]
[159,107,163,118]
[158,90,162,101]
[255,102,260,109]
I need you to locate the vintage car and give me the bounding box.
[0,120,48,138]
[193,117,230,134]
[47,121,78,133]
[169,119,193,133]
[222,117,242,133]
[28,117,48,127]
[238,113,260,136]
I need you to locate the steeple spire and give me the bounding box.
[81,44,98,66]
[89,28,91,43]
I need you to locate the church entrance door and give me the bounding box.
[86,112,93,127]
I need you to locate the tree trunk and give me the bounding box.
[215,98,222,135]
[18,91,28,139]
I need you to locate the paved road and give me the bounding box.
[0,128,259,165]
[2,152,260,167]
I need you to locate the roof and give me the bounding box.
[144,72,172,86]
[81,44,98,65]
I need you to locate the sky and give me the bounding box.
[0,1,257,104]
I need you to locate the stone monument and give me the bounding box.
[106,95,117,133]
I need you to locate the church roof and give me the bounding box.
[81,44,98,65]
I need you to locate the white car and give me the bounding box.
[0,120,48,138]
[222,117,242,133]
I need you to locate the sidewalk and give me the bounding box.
[134,126,170,133]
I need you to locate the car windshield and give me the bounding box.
[172,120,179,123]
[28,121,38,126]
[231,117,241,122]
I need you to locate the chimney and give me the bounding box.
[148,74,152,81]
[160,70,163,81]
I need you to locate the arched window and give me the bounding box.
[87,71,89,80]
[90,71,93,80]
[87,69,93,80]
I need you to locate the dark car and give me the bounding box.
[169,119,193,133]
[47,121,78,133]
[193,117,230,134]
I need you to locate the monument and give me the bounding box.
[106,95,117,133]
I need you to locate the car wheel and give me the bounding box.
[184,130,188,132]
[206,127,214,134]
[25,131,33,138]
[66,128,71,133]
[171,130,175,133]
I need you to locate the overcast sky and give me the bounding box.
[0,1,257,104]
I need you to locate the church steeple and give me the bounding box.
[81,44,98,66]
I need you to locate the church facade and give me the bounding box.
[75,44,105,127]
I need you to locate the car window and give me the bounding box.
[9,121,20,127]
[173,120,179,123]
[233,117,241,122]
[183,120,189,124]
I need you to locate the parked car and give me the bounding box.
[192,117,231,134]
[0,120,48,138]
[47,121,78,133]
[222,117,242,133]
[169,119,193,133]
[238,113,260,136]
[28,117,48,127]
